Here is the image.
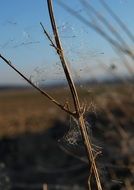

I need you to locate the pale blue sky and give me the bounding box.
[0,0,134,85]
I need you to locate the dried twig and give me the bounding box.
[0,1,103,189]
[0,54,74,116]
[46,0,102,189]
[40,22,58,50]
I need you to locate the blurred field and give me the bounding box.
[0,83,134,189]
[0,84,133,137]
[0,87,68,137]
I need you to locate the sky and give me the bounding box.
[0,0,134,85]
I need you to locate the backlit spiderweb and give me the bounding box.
[58,116,93,162]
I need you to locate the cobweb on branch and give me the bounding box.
[58,116,96,162]
[61,116,91,146]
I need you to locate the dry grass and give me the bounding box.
[0,83,133,137]
[0,83,134,189]
[0,88,65,137]
[0,0,134,188]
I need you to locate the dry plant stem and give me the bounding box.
[0,54,74,116]
[100,0,134,43]
[58,1,134,60]
[80,0,128,48]
[47,1,102,190]
[47,0,80,114]
[40,22,58,50]
[78,116,102,190]
[79,0,134,76]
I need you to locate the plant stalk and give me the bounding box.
[47,0,102,189]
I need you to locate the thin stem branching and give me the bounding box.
[0,54,74,116]
[46,0,103,189]
[0,1,104,189]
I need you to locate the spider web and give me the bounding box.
[58,116,93,162]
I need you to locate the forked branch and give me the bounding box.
[46,0,102,189]
[0,1,103,188]
[0,54,74,116]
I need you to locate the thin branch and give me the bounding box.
[80,0,130,48]
[0,54,75,116]
[57,0,134,60]
[47,0,81,115]
[88,151,102,190]
[40,22,58,50]
[79,0,134,76]
[100,0,134,43]
[47,1,102,189]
